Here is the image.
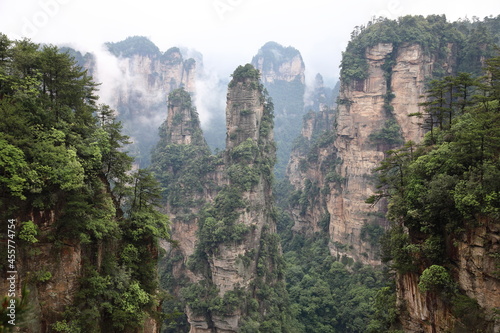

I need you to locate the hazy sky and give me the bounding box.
[0,0,499,84]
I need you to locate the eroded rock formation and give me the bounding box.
[157,65,286,332]
[286,38,499,331]
[251,41,306,178]
[287,43,434,265]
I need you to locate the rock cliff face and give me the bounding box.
[0,211,81,332]
[286,109,337,235]
[397,220,500,333]
[109,48,196,113]
[152,88,212,296]
[66,39,198,167]
[252,42,305,85]
[287,43,434,265]
[108,46,197,166]
[332,42,453,264]
[251,42,306,178]
[156,65,286,332]
[330,42,397,264]
[286,39,500,331]
[0,190,162,333]
[163,88,206,147]
[305,73,337,113]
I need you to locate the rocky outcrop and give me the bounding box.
[70,38,198,167]
[0,212,81,332]
[157,65,285,332]
[397,220,500,333]
[332,43,453,264]
[113,46,197,166]
[329,42,397,265]
[251,41,306,178]
[326,40,499,331]
[286,42,454,265]
[63,38,198,166]
[110,48,196,113]
[305,73,337,112]
[396,272,455,332]
[225,79,266,151]
[153,88,212,293]
[286,109,337,235]
[251,41,305,85]
[163,88,206,146]
[391,43,434,142]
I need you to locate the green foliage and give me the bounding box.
[33,270,52,283]
[451,294,487,330]
[197,215,249,253]
[0,35,168,331]
[366,286,399,333]
[283,234,389,333]
[18,221,38,243]
[231,138,258,162]
[318,212,331,233]
[161,67,295,331]
[181,283,249,319]
[229,63,261,87]
[380,226,417,274]
[340,15,499,84]
[58,179,119,242]
[31,128,85,192]
[150,89,212,213]
[162,47,182,64]
[369,119,404,148]
[227,164,260,191]
[0,37,107,210]
[278,174,394,331]
[51,320,81,333]
[0,138,30,199]
[360,222,385,247]
[68,264,159,332]
[413,73,481,141]
[289,179,321,216]
[372,54,500,328]
[106,36,161,57]
[418,265,454,293]
[240,109,253,116]
[192,185,250,257]
[453,16,500,75]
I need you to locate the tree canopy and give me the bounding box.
[0,34,169,331]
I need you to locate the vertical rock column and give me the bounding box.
[327,43,437,265]
[200,64,281,332]
[158,65,286,332]
[330,43,394,264]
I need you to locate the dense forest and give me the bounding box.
[0,13,499,333]
[0,34,169,331]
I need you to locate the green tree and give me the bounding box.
[371,53,500,330]
[0,34,169,331]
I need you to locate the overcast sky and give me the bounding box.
[0,0,499,84]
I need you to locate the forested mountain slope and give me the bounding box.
[0,34,168,332]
